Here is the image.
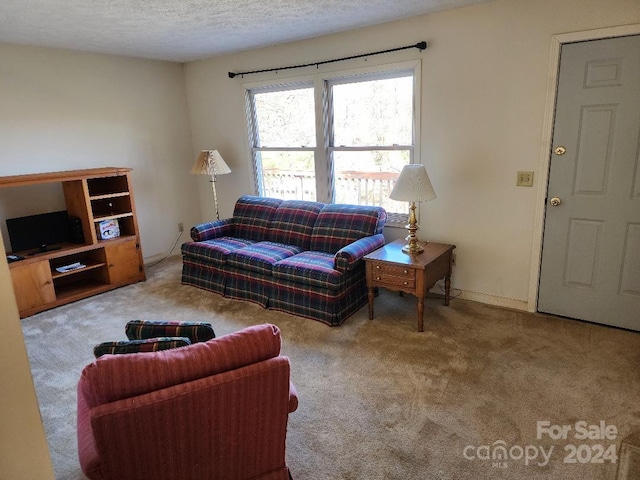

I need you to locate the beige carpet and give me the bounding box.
[21,255,640,480]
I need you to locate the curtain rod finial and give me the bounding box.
[417,41,427,50]
[228,72,236,78]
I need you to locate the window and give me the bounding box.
[246,63,419,222]
[247,84,317,200]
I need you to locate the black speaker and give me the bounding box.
[68,216,85,244]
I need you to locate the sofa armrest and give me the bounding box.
[334,234,385,272]
[190,218,233,241]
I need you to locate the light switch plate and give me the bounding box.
[517,171,534,187]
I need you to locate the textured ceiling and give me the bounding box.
[0,0,489,62]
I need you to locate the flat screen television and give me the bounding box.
[6,210,71,254]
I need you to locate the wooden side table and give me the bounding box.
[364,239,456,332]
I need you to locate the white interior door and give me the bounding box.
[538,35,640,331]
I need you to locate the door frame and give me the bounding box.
[528,23,640,312]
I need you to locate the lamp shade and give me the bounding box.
[190,150,232,176]
[389,164,436,202]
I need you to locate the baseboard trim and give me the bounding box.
[456,289,529,311]
[143,252,181,266]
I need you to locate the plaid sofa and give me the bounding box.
[181,195,387,326]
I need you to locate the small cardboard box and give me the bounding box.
[97,219,120,240]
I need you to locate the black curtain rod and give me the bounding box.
[228,41,427,79]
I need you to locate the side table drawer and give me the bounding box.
[370,262,416,289]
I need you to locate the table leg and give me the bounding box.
[368,287,375,320]
[417,295,424,332]
[445,275,451,306]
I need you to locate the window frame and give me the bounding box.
[244,60,421,225]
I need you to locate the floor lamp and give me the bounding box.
[389,164,437,254]
[191,150,232,220]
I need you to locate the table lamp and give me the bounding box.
[191,150,231,220]
[389,163,436,254]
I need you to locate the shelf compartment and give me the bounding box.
[87,175,130,196]
[53,265,109,295]
[50,248,108,284]
[54,278,111,302]
[93,215,136,237]
[51,261,107,280]
[93,212,134,223]
[91,195,132,218]
[90,191,130,201]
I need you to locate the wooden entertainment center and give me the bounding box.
[1,167,145,318]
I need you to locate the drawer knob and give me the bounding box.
[375,276,381,281]
[403,270,408,274]
[375,265,381,269]
[403,281,408,285]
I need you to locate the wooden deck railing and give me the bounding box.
[262,170,399,209]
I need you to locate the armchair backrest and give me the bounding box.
[77,324,297,480]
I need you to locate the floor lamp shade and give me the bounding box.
[191,150,231,220]
[389,164,436,254]
[190,150,231,176]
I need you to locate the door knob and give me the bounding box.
[550,197,562,206]
[554,146,567,155]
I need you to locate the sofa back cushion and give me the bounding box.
[310,204,387,253]
[79,323,282,408]
[232,196,283,242]
[268,200,325,249]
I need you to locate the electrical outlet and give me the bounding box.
[517,171,534,187]
[178,222,184,233]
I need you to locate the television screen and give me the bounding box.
[6,210,71,253]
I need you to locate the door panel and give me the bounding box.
[564,219,602,288]
[574,105,616,194]
[538,35,640,331]
[620,223,640,296]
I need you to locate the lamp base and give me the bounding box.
[401,239,425,255]
[401,201,425,255]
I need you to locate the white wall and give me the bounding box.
[0,44,202,477]
[0,235,54,478]
[184,0,640,309]
[0,44,200,261]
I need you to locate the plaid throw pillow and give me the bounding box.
[93,337,191,358]
[125,320,215,343]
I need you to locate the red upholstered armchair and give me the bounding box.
[77,324,298,480]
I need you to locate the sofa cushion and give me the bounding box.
[272,251,343,289]
[232,195,283,242]
[227,241,303,275]
[310,204,387,253]
[80,323,282,408]
[93,337,192,358]
[125,320,215,343]
[181,237,254,265]
[268,200,324,249]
